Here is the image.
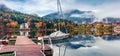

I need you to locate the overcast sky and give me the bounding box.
[1,0,120,19]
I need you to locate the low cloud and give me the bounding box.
[1,0,57,17]
[60,1,120,20]
[93,2,120,20]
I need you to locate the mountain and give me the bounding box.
[43,9,96,23]
[103,17,120,23]
[0,4,45,24]
[0,4,11,11]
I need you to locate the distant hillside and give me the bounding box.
[0,4,11,11]
[0,4,46,24]
[1,4,119,24]
[44,9,120,23]
[43,9,96,23]
[103,17,120,23]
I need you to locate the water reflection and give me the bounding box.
[51,35,120,56]
[67,35,95,49]
[0,23,120,56]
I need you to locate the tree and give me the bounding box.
[10,21,18,35]
[10,21,18,28]
[35,22,46,28]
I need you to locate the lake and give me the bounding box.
[50,35,120,56]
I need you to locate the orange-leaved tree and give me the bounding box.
[10,21,18,35]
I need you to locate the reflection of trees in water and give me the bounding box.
[1,22,120,39]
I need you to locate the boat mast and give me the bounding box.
[57,0,64,31]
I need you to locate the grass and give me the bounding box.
[0,53,14,56]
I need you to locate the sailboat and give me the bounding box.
[38,0,69,40]
[40,30,68,40]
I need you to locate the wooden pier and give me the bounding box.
[0,36,53,56]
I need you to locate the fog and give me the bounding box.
[1,0,120,18]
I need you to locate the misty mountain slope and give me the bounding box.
[103,17,120,23]
[43,9,96,23]
[1,3,119,23]
[0,4,11,11]
[0,4,45,24]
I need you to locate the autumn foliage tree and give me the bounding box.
[10,21,18,28]
[10,21,18,35]
[35,22,46,28]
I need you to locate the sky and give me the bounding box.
[0,0,120,20]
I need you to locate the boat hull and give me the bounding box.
[43,35,69,40]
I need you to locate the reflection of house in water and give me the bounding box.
[20,23,30,36]
[114,26,120,34]
[112,23,120,35]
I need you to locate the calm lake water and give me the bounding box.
[50,35,120,56]
[6,30,120,56]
